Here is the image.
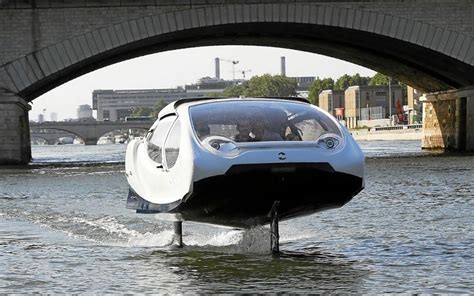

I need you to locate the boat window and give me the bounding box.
[164,118,181,169]
[148,116,175,163]
[189,100,342,143]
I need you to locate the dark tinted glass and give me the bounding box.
[190,100,341,143]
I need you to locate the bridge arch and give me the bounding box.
[30,135,54,145]
[95,126,149,145]
[30,126,86,144]
[1,3,473,101]
[29,122,152,145]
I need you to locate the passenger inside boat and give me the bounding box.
[190,100,341,143]
[235,119,253,142]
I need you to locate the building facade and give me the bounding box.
[77,104,93,119]
[407,86,423,124]
[93,88,189,121]
[318,90,345,115]
[291,76,315,98]
[344,85,404,128]
[92,78,231,121]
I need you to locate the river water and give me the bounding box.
[1,141,473,293]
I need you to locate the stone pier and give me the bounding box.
[0,92,31,165]
[422,87,474,151]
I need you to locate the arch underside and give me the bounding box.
[1,2,472,101]
[30,135,50,142]
[16,23,473,101]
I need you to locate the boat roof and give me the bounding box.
[158,97,311,119]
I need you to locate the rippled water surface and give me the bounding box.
[1,141,473,293]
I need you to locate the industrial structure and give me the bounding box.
[318,85,404,128]
[344,85,404,128]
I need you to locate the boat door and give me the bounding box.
[141,114,187,204]
[160,117,190,201]
[138,115,178,204]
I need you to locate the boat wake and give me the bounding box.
[3,198,317,254]
[2,207,277,253]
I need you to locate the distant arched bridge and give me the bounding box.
[30,121,151,145]
[0,0,473,164]
[30,128,75,145]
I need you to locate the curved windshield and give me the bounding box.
[190,100,342,143]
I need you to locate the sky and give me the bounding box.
[30,45,376,121]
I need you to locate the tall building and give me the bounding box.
[318,90,345,115]
[215,58,220,80]
[50,112,57,122]
[77,104,93,119]
[344,85,403,128]
[38,114,44,123]
[280,56,286,76]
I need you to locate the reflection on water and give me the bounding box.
[1,141,473,293]
[150,248,368,294]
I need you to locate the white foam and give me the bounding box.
[71,216,139,237]
[124,229,175,247]
[186,229,243,247]
[69,216,175,247]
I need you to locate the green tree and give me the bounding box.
[369,73,391,86]
[334,73,369,90]
[222,83,248,97]
[308,77,334,105]
[131,107,152,117]
[369,73,407,99]
[350,73,370,86]
[221,74,297,98]
[334,74,351,90]
[150,99,167,118]
[244,74,297,97]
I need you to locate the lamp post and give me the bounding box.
[357,89,361,128]
[388,77,392,125]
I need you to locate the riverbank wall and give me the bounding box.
[350,129,422,141]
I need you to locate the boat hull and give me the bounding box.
[127,162,363,228]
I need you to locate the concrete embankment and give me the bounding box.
[350,129,422,141]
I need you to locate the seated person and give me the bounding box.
[234,119,252,142]
[194,121,210,140]
[262,110,286,141]
[261,126,283,141]
[284,126,302,141]
[249,121,264,142]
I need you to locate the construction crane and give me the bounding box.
[239,69,252,79]
[220,58,239,81]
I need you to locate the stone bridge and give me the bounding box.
[0,0,473,164]
[30,121,151,145]
[30,128,75,145]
